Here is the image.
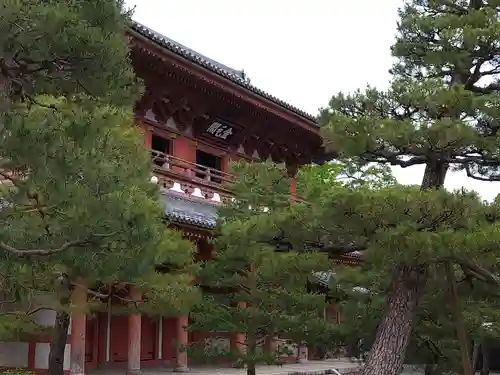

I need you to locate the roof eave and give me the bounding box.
[127,24,319,132]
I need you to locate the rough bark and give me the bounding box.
[421,162,448,191]
[48,307,71,375]
[360,265,426,375]
[424,364,444,375]
[247,362,256,375]
[481,342,490,375]
[361,164,447,375]
[246,332,257,375]
[472,341,481,374]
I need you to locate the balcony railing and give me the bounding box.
[150,150,234,203]
[150,150,306,206]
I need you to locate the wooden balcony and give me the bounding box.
[150,150,234,203]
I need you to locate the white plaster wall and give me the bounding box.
[35,342,71,370]
[256,339,263,355]
[33,309,56,326]
[204,336,230,354]
[144,109,156,121]
[277,339,298,357]
[166,117,178,130]
[0,342,29,367]
[32,309,72,334]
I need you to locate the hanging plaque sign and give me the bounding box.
[205,121,234,140]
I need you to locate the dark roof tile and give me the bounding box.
[314,271,334,287]
[130,21,317,123]
[160,192,218,229]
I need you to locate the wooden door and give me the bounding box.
[110,315,128,362]
[140,316,156,361]
[85,317,96,363]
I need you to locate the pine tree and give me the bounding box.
[189,162,331,375]
[298,159,396,199]
[318,1,500,374]
[187,159,396,374]
[0,2,199,375]
[331,234,500,375]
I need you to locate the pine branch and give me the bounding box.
[26,306,53,315]
[0,299,17,305]
[464,164,500,182]
[361,150,427,168]
[362,148,500,171]
[459,261,500,286]
[320,243,368,254]
[71,282,145,312]
[291,208,453,256]
[0,232,116,257]
[71,282,111,299]
[0,169,21,185]
[234,337,266,347]
[0,56,59,110]
[414,331,445,363]
[255,321,275,335]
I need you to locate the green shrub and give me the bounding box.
[1,370,35,375]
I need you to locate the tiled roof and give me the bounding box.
[159,193,337,288]
[313,271,370,294]
[158,183,362,264]
[314,271,334,288]
[130,21,317,123]
[160,191,218,229]
[0,199,9,210]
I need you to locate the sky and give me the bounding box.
[125,0,499,201]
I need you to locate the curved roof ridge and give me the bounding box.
[130,21,317,123]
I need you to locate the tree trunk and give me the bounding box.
[481,342,489,375]
[421,163,448,191]
[360,265,426,375]
[48,308,71,375]
[445,261,472,375]
[472,340,481,373]
[247,362,256,375]
[424,364,444,375]
[432,365,444,375]
[361,164,447,375]
[246,333,257,375]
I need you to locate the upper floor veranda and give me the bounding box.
[128,21,326,205]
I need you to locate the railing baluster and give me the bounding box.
[147,148,235,198]
[164,154,170,170]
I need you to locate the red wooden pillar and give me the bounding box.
[230,331,246,354]
[297,344,309,363]
[290,177,297,199]
[265,336,278,356]
[143,125,152,148]
[173,138,194,162]
[127,286,142,375]
[174,316,189,372]
[172,138,191,176]
[287,163,298,196]
[70,285,88,375]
